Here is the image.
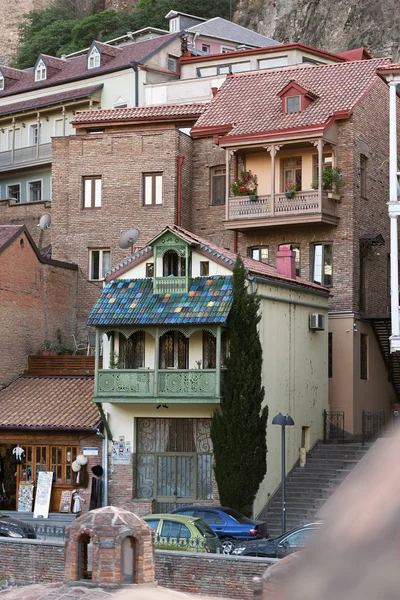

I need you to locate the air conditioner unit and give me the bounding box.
[309,313,325,331]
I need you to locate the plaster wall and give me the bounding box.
[0,168,51,202]
[145,76,225,105]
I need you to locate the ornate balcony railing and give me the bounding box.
[153,276,187,295]
[227,191,338,221]
[96,368,222,400]
[0,143,52,171]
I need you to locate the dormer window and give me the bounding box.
[286,96,301,113]
[0,75,4,91]
[170,17,179,32]
[88,46,100,70]
[35,59,47,82]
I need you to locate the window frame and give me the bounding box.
[286,95,301,113]
[200,261,209,276]
[360,154,368,198]
[248,246,269,264]
[28,122,42,146]
[258,56,289,70]
[0,74,4,91]
[170,17,179,32]
[310,242,333,287]
[6,182,21,203]
[279,243,300,276]
[221,46,235,53]
[167,55,178,72]
[202,44,210,54]
[146,263,154,278]
[143,173,163,206]
[35,59,47,82]
[89,248,111,281]
[88,46,100,70]
[82,176,102,209]
[27,179,43,202]
[210,165,226,206]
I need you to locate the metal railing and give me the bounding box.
[0,143,52,170]
[362,410,385,445]
[323,410,345,444]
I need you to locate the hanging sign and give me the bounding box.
[112,437,131,465]
[83,447,99,456]
[33,471,53,519]
[59,490,73,513]
[17,481,34,512]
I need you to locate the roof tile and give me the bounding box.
[0,224,22,250]
[0,85,102,117]
[72,102,208,124]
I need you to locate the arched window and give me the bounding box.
[35,59,47,82]
[121,536,135,583]
[160,331,188,369]
[119,332,145,368]
[88,46,100,69]
[78,534,92,580]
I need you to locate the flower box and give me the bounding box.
[285,191,295,199]
[249,195,258,201]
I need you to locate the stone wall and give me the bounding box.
[0,538,274,599]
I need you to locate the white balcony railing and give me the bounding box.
[0,143,52,170]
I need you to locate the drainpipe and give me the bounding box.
[177,154,185,227]
[233,231,238,253]
[131,61,139,107]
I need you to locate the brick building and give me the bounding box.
[0,225,78,388]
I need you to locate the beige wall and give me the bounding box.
[253,279,329,515]
[329,315,396,436]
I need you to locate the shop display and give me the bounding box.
[17,481,34,512]
[72,490,85,513]
[89,465,103,510]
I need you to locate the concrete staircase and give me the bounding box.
[259,442,371,538]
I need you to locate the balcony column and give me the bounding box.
[225,149,233,221]
[216,327,221,397]
[94,329,100,395]
[62,106,66,136]
[317,138,323,211]
[36,111,40,158]
[11,118,15,163]
[154,327,159,397]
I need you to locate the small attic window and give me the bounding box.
[88,46,100,70]
[286,96,301,113]
[0,74,4,91]
[35,59,47,82]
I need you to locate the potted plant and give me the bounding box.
[285,180,297,198]
[231,170,258,200]
[54,328,74,355]
[322,167,345,199]
[40,340,55,356]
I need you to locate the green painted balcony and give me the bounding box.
[95,368,224,403]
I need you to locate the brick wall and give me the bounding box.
[0,538,274,599]
[0,199,51,249]
[51,127,193,329]
[0,230,78,387]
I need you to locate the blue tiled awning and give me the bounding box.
[86,276,233,326]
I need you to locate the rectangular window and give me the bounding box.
[311,242,333,287]
[83,176,102,208]
[6,183,20,202]
[200,261,209,276]
[328,332,333,378]
[249,246,269,264]
[279,243,300,276]
[28,180,42,202]
[360,333,368,380]
[302,56,324,65]
[146,263,154,278]
[286,96,301,113]
[283,157,302,192]
[89,249,110,280]
[360,155,367,198]
[119,331,145,369]
[202,44,210,53]
[197,66,218,77]
[221,46,234,53]
[7,127,21,150]
[211,166,226,205]
[231,62,251,73]
[258,56,288,69]
[54,118,65,137]
[29,123,42,146]
[170,17,179,32]
[168,55,178,72]
[143,173,163,205]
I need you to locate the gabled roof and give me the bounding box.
[72,102,208,125]
[0,376,100,430]
[106,225,329,294]
[0,225,22,250]
[191,57,391,142]
[277,80,319,100]
[0,84,103,118]
[0,33,180,99]
[336,48,372,61]
[86,276,233,327]
[187,16,279,48]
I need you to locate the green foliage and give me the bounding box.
[210,255,268,517]
[13,0,234,68]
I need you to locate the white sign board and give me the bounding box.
[83,447,99,456]
[34,471,53,519]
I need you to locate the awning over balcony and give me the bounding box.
[86,275,233,326]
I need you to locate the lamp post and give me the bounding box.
[272,412,295,534]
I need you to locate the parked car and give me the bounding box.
[0,512,37,539]
[142,513,221,553]
[232,522,322,558]
[171,505,268,554]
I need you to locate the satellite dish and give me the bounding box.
[119,228,140,252]
[39,214,51,229]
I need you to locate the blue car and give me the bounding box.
[171,505,268,554]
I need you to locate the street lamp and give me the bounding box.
[272,412,295,534]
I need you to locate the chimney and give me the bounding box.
[275,245,296,279]
[211,87,218,98]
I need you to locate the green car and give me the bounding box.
[143,513,221,553]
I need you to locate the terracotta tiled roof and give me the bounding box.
[0,33,179,99]
[377,62,400,74]
[0,376,99,429]
[106,225,329,293]
[0,85,103,117]
[191,57,391,140]
[0,224,22,250]
[0,66,22,80]
[72,103,208,124]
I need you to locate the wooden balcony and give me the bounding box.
[26,354,100,376]
[95,368,223,403]
[0,143,52,172]
[225,190,340,230]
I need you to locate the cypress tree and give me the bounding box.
[211,254,268,517]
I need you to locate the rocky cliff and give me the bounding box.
[235,0,400,60]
